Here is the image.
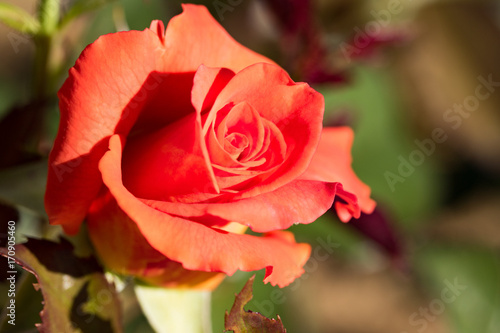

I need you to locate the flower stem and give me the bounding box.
[38,0,60,35]
[33,34,52,100]
[135,284,213,333]
[33,0,60,100]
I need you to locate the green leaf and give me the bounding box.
[224,275,286,333]
[0,237,122,332]
[0,2,39,34]
[0,272,44,332]
[135,283,212,333]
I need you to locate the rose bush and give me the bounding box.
[45,4,375,289]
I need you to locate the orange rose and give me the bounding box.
[45,4,375,289]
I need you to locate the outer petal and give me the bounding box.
[159,4,275,73]
[144,179,339,233]
[300,127,376,221]
[100,135,311,287]
[87,189,225,290]
[45,28,165,234]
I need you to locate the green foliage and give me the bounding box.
[0,238,122,333]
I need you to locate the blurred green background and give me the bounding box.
[1,0,500,332]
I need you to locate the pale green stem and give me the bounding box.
[33,0,61,99]
[38,0,60,35]
[135,284,213,333]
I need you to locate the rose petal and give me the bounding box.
[248,117,287,170]
[87,189,225,290]
[159,4,275,73]
[149,20,165,43]
[45,28,165,234]
[207,101,265,169]
[100,135,311,287]
[207,63,324,199]
[211,118,288,192]
[217,101,264,156]
[191,65,235,115]
[300,127,376,220]
[122,111,219,201]
[205,101,286,191]
[145,179,340,233]
[224,133,250,158]
[131,71,197,133]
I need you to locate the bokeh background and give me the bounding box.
[1,0,500,332]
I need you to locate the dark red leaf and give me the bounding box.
[225,275,286,332]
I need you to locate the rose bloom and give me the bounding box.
[45,4,375,289]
